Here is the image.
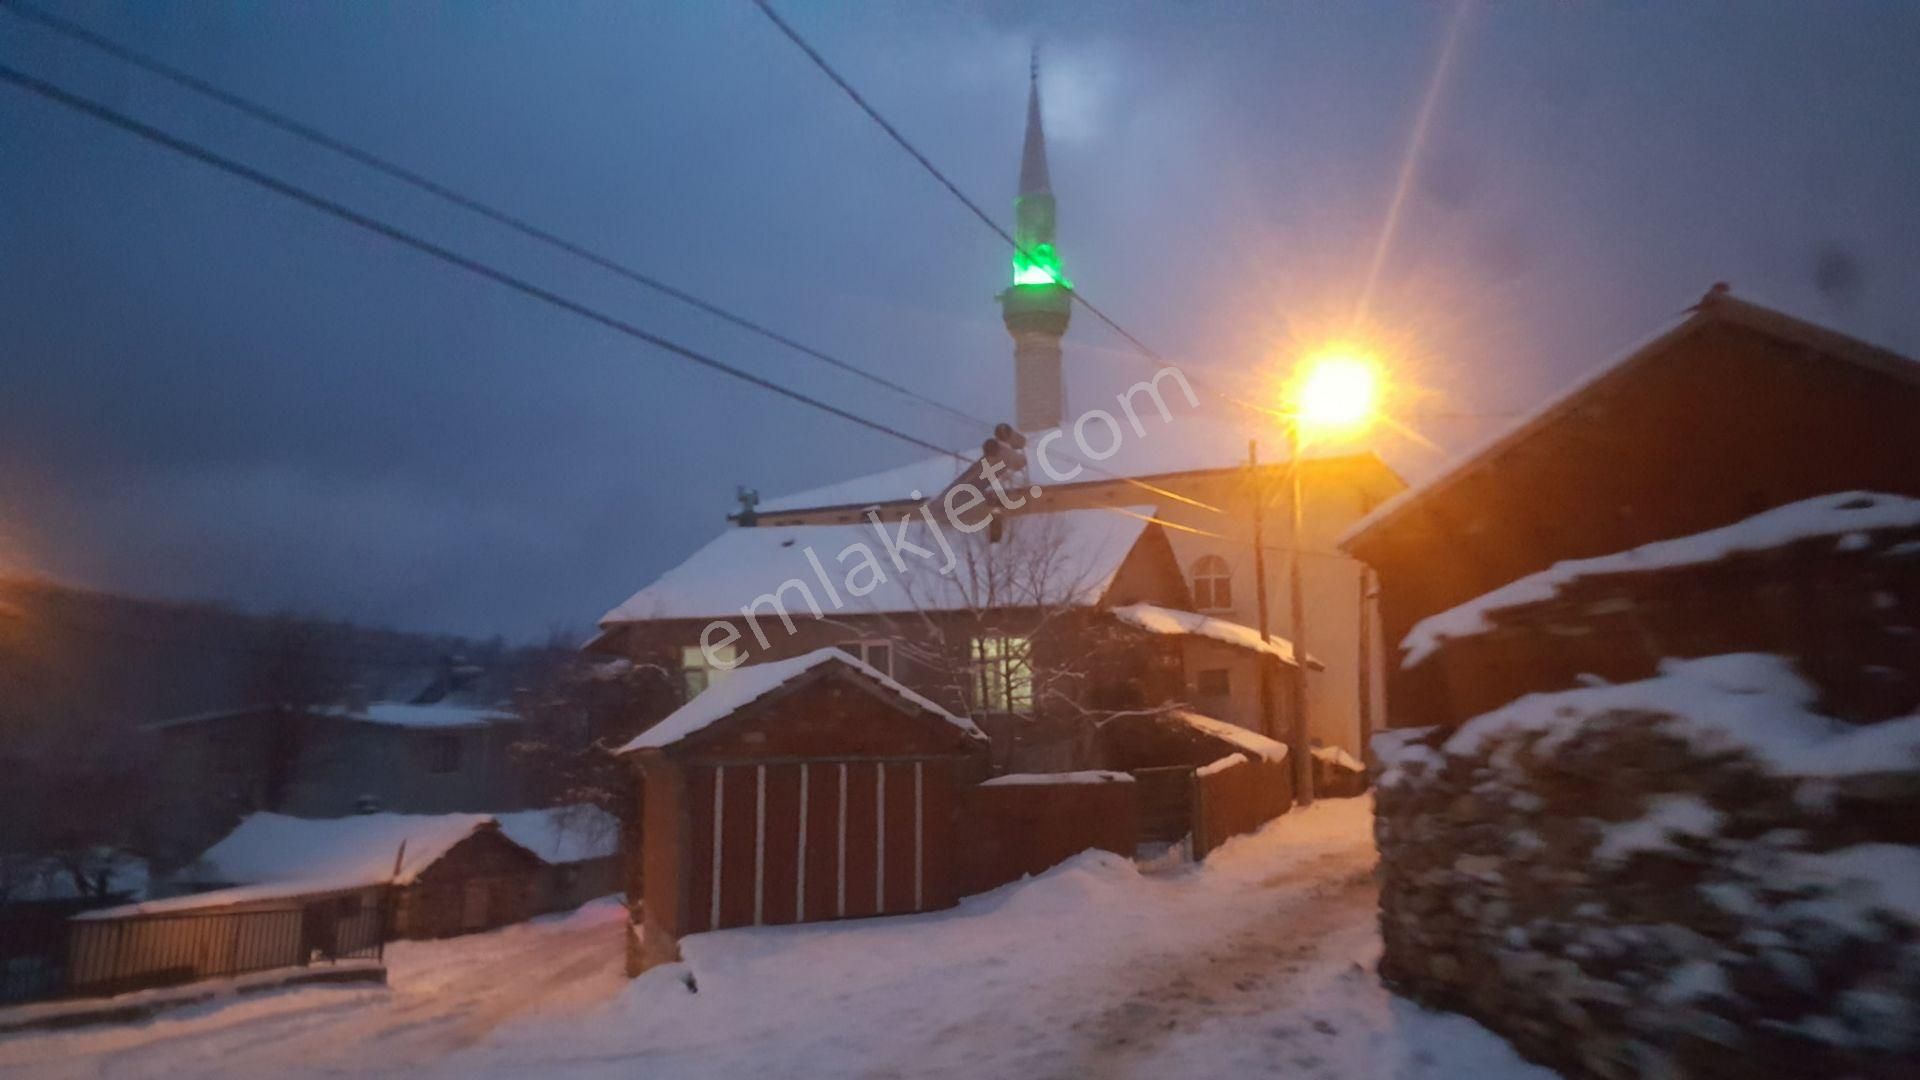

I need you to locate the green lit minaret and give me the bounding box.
[1001,52,1071,432]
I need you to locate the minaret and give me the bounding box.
[1000,52,1071,433]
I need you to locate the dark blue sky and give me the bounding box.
[3,1,1917,638]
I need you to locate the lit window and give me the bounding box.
[852,640,894,678]
[1191,555,1233,611]
[1196,668,1230,698]
[682,643,737,699]
[972,636,1034,715]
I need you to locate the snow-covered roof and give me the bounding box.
[617,647,985,753]
[1310,744,1365,773]
[1110,603,1318,668]
[1339,291,1920,552]
[145,700,513,733]
[90,812,507,917]
[980,770,1133,787]
[1401,491,1920,667]
[493,805,621,864]
[600,507,1155,626]
[1156,708,1291,763]
[324,701,513,729]
[757,425,1376,515]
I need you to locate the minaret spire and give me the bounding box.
[1019,48,1051,196]
[1000,46,1071,432]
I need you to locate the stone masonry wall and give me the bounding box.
[1373,656,1920,1079]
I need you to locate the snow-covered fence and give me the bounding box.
[62,891,386,1000]
[1373,654,1920,1078]
[1392,493,1920,732]
[1190,752,1292,859]
[958,772,1138,895]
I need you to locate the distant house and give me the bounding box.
[1339,289,1920,728]
[132,811,545,940]
[148,699,530,854]
[589,506,1309,770]
[493,805,623,914]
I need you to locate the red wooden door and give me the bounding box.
[683,759,956,933]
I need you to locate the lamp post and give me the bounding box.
[1276,349,1382,806]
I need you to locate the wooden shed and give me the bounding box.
[618,647,989,974]
[1339,289,1920,729]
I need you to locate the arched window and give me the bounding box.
[1190,555,1233,611]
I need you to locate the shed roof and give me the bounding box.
[600,506,1156,627]
[1339,290,1920,555]
[85,811,513,918]
[1399,490,1920,668]
[1109,603,1320,669]
[1157,709,1291,763]
[617,647,985,753]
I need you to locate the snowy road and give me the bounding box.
[0,798,1553,1079]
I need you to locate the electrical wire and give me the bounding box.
[1,1,1231,518]
[0,63,970,467]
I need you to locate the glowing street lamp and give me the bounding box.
[1291,349,1382,436]
[1253,346,1384,806]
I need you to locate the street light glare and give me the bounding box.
[1292,349,1381,434]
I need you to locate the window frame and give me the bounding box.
[681,642,737,699]
[850,639,895,678]
[1190,554,1233,611]
[971,635,1035,715]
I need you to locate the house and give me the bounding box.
[1339,289,1920,728]
[615,647,990,973]
[590,506,1311,770]
[493,804,623,914]
[742,436,1403,762]
[127,811,545,940]
[147,698,531,855]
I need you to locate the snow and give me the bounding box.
[0,801,1553,1080]
[492,806,621,864]
[324,701,513,729]
[979,769,1133,787]
[1593,795,1723,862]
[1313,745,1366,772]
[1780,844,1920,928]
[616,647,984,753]
[600,506,1155,625]
[1158,708,1290,762]
[1110,602,1315,667]
[1430,654,1920,780]
[84,813,501,918]
[1195,752,1248,778]
[1402,492,1920,666]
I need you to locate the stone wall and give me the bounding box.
[1373,655,1920,1079]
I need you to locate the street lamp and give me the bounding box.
[1254,347,1382,806]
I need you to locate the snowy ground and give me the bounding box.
[0,798,1554,1079]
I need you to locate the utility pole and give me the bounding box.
[1248,441,1278,743]
[1286,424,1316,805]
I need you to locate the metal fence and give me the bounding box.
[2,889,387,1005]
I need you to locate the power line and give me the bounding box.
[1,0,1230,519]
[0,0,989,439]
[748,0,1248,405]
[0,62,971,466]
